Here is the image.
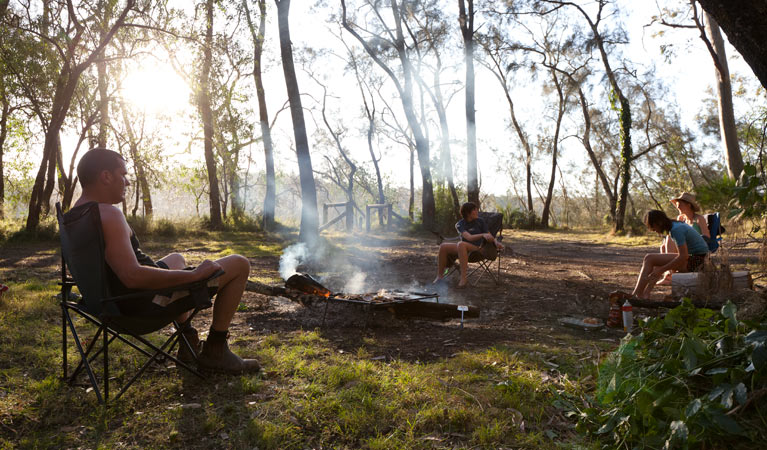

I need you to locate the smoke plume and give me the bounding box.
[279,243,309,280]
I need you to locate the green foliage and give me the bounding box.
[431,183,461,234]
[497,204,537,230]
[224,211,263,232]
[696,176,738,215]
[729,163,767,230]
[125,214,152,236]
[6,217,58,242]
[580,300,767,448]
[153,218,179,237]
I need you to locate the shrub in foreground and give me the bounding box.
[579,299,767,448]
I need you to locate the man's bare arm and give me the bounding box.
[99,204,221,290]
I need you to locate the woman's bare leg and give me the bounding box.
[435,243,459,282]
[457,241,480,287]
[632,253,679,299]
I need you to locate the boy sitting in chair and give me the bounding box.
[71,148,259,374]
[434,202,504,288]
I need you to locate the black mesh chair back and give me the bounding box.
[55,202,219,404]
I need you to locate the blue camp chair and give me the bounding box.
[704,212,725,253]
[56,202,222,404]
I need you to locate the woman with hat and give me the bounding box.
[657,192,710,285]
[630,209,710,300]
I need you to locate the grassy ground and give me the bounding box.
[0,227,639,449]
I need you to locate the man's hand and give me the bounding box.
[193,260,222,280]
[484,233,494,241]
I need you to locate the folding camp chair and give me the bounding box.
[437,212,505,286]
[56,202,222,404]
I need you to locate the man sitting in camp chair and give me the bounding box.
[434,202,504,288]
[71,148,259,374]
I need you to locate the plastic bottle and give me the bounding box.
[622,299,633,332]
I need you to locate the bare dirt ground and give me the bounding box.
[2,230,759,363]
[237,230,761,363]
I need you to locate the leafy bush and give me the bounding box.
[431,184,462,235]
[696,175,738,216]
[126,214,151,236]
[492,199,537,230]
[153,218,178,237]
[579,300,767,448]
[503,207,538,230]
[225,211,263,232]
[7,217,58,242]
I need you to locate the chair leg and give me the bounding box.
[64,307,103,403]
[104,324,109,405]
[114,329,205,401]
[61,306,67,380]
[69,327,105,384]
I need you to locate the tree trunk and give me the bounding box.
[341,0,434,230]
[575,84,615,220]
[409,147,414,221]
[576,4,633,233]
[244,0,276,229]
[703,12,743,181]
[26,70,78,231]
[120,103,152,217]
[540,69,565,228]
[348,49,386,220]
[198,0,223,229]
[696,0,767,90]
[433,63,460,219]
[614,98,632,232]
[459,0,478,206]
[25,0,133,231]
[0,100,7,220]
[391,1,434,229]
[96,58,109,147]
[276,0,319,243]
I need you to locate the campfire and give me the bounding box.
[247,272,479,324]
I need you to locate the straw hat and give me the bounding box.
[671,192,700,212]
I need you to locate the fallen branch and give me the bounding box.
[245,280,286,296]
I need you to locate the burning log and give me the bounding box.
[285,273,332,297]
[245,273,480,322]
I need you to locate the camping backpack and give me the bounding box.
[704,212,725,253]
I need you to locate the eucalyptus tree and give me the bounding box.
[243,0,277,229]
[695,0,767,90]
[651,1,743,181]
[344,43,387,217]
[701,11,743,180]
[477,23,536,224]
[458,0,478,205]
[4,0,137,231]
[275,0,319,243]
[535,0,636,232]
[197,0,224,228]
[340,0,436,230]
[404,0,461,220]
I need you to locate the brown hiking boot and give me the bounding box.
[197,337,260,374]
[176,326,201,364]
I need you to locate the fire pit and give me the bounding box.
[281,273,479,326]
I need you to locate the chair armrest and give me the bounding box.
[102,269,225,304]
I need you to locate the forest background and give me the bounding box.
[1,0,766,242]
